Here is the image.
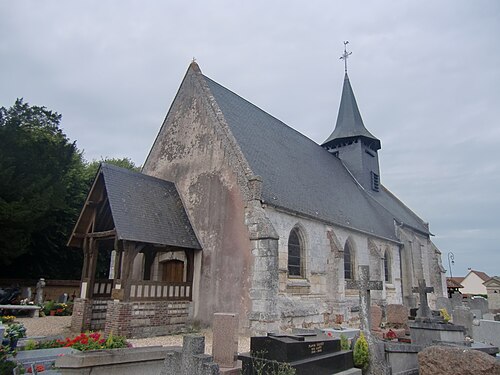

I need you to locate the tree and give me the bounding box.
[83,157,140,189]
[0,99,141,279]
[0,99,88,278]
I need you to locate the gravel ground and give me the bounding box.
[16,316,251,354]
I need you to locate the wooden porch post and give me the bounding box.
[185,250,194,282]
[120,241,140,302]
[86,238,98,299]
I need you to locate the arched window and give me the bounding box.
[384,250,392,283]
[344,241,354,280]
[288,227,304,277]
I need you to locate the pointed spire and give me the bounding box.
[322,73,381,151]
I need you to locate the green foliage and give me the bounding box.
[0,358,17,375]
[0,99,86,277]
[24,340,38,351]
[353,331,370,371]
[0,99,139,279]
[6,323,27,340]
[246,350,296,375]
[340,334,350,351]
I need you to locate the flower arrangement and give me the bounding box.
[0,315,16,324]
[22,332,130,351]
[28,364,46,373]
[42,301,73,316]
[439,308,451,323]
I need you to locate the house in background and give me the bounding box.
[456,270,490,296]
[483,276,500,312]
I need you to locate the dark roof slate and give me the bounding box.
[203,74,430,240]
[101,163,201,249]
[322,73,381,150]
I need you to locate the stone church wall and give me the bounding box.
[265,207,403,330]
[396,226,446,309]
[142,66,255,329]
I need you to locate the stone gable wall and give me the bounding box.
[142,66,276,332]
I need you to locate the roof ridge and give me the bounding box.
[101,163,174,187]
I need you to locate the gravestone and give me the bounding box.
[35,278,46,306]
[57,293,69,304]
[346,265,383,332]
[472,319,500,348]
[471,309,482,319]
[212,313,239,374]
[467,297,489,314]
[161,335,219,375]
[239,332,359,375]
[16,347,77,373]
[452,306,474,337]
[412,279,434,321]
[435,297,452,314]
[386,304,409,326]
[450,293,463,310]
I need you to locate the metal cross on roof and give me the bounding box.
[412,279,434,320]
[340,41,352,73]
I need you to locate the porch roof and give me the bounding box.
[68,163,201,250]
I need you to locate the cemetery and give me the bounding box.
[2,264,500,374]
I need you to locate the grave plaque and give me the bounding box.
[239,332,355,375]
[111,288,124,300]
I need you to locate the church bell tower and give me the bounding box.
[322,42,382,193]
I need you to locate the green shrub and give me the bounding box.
[340,334,350,351]
[353,331,370,371]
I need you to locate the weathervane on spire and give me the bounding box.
[340,41,352,73]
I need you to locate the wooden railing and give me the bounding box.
[130,280,192,301]
[93,279,114,298]
[92,279,192,301]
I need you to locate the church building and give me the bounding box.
[68,60,447,337]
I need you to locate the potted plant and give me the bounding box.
[5,322,27,350]
[43,300,55,316]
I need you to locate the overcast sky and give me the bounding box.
[1,1,499,277]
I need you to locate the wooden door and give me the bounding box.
[162,260,184,282]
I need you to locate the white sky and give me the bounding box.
[1,0,499,277]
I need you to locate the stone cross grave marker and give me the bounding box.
[412,279,434,320]
[346,265,383,332]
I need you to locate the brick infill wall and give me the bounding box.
[104,300,191,338]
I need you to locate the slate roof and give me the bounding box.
[100,163,201,249]
[322,74,381,151]
[203,73,430,240]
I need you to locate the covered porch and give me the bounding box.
[68,164,201,337]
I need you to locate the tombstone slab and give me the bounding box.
[212,313,239,368]
[386,304,409,326]
[239,332,356,375]
[452,306,474,337]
